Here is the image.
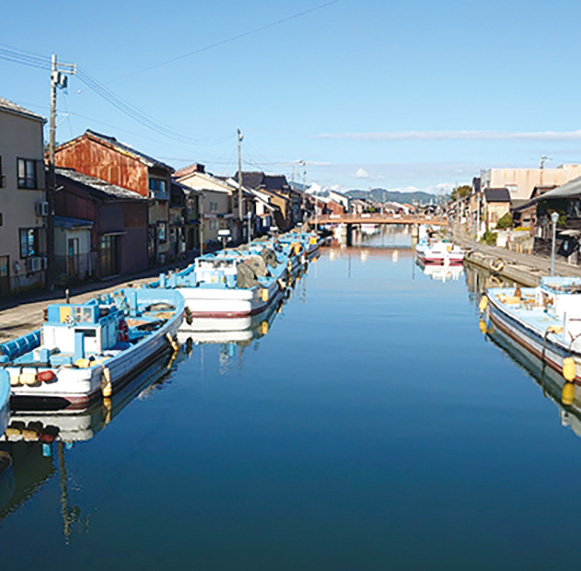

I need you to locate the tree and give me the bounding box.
[450,185,471,201]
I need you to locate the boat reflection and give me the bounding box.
[0,347,182,532]
[178,294,283,347]
[416,259,464,282]
[485,316,581,438]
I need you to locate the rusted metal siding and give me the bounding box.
[55,136,149,196]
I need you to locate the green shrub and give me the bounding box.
[496,213,513,229]
[480,230,498,246]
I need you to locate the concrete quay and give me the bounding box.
[451,224,581,287]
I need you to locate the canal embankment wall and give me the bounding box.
[451,223,581,287]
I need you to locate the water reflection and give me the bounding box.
[416,259,465,282]
[0,348,180,537]
[485,317,581,439]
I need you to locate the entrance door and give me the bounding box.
[100,235,120,277]
[0,256,9,297]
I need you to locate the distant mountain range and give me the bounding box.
[346,188,438,205]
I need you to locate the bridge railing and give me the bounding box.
[313,213,448,225]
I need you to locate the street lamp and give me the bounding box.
[550,211,559,276]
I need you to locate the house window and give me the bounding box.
[0,156,4,188]
[149,178,168,199]
[17,158,38,189]
[19,228,42,258]
[158,221,167,242]
[568,199,581,219]
[506,184,518,194]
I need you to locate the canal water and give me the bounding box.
[2,227,581,569]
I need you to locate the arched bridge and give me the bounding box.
[312,214,448,226]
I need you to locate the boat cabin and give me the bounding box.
[41,299,124,363]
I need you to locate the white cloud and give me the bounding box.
[316,130,581,141]
[355,167,369,178]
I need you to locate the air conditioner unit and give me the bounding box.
[35,201,49,217]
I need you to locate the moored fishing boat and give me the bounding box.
[485,312,581,428]
[0,287,184,407]
[415,239,464,265]
[277,231,321,258]
[161,244,291,323]
[482,276,581,386]
[1,348,182,443]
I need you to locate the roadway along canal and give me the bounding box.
[1,227,580,569]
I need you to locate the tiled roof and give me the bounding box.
[84,130,173,171]
[484,188,511,202]
[235,171,265,189]
[0,97,45,122]
[264,175,289,191]
[56,167,148,202]
[174,163,205,178]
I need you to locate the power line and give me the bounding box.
[106,0,340,83]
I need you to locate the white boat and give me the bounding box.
[0,287,184,408]
[166,245,291,322]
[483,276,581,386]
[415,239,464,265]
[486,312,581,429]
[1,349,181,443]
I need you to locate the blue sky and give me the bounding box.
[3,0,581,194]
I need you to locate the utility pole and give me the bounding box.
[237,128,243,244]
[302,161,307,222]
[47,54,76,290]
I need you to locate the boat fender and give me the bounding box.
[184,306,193,325]
[261,288,269,302]
[489,258,504,273]
[277,278,286,291]
[75,358,92,369]
[478,295,488,313]
[563,357,576,382]
[260,321,269,336]
[166,332,179,352]
[20,369,39,387]
[101,367,113,398]
[9,368,22,387]
[37,370,56,383]
[478,319,487,334]
[562,382,575,406]
[287,260,293,272]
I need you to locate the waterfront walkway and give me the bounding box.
[452,224,581,286]
[0,260,187,342]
